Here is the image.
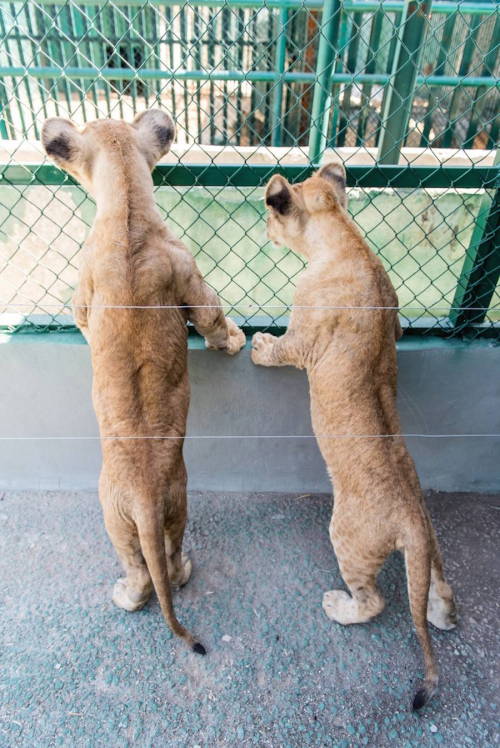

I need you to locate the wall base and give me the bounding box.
[0,333,499,492]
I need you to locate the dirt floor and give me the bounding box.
[0,490,498,747]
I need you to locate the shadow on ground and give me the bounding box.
[0,490,498,747]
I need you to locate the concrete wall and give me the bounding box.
[0,333,499,493]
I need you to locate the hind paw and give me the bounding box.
[170,553,192,588]
[427,601,458,631]
[322,589,358,625]
[112,578,152,612]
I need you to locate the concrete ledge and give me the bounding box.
[0,333,499,492]
[2,140,495,167]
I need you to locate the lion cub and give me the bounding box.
[252,164,457,708]
[42,110,245,654]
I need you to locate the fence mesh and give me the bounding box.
[0,0,498,337]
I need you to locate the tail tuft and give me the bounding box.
[412,688,429,711]
[192,642,207,656]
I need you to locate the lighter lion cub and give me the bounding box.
[252,164,457,709]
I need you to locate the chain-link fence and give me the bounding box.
[0,0,498,337]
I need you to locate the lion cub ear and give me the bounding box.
[317,161,347,209]
[265,174,293,215]
[41,118,83,168]
[132,109,175,167]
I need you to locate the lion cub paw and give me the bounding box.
[322,589,359,625]
[112,578,152,612]
[170,552,192,588]
[224,317,246,355]
[427,596,458,631]
[251,332,275,366]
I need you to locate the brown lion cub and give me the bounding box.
[42,110,245,654]
[252,164,457,709]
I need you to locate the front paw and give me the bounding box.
[251,332,275,366]
[224,317,246,355]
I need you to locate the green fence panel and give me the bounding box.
[0,0,498,338]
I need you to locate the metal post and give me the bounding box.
[377,0,432,164]
[308,0,341,165]
[271,6,289,147]
[450,193,500,330]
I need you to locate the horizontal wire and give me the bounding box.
[0,434,498,441]
[0,303,498,312]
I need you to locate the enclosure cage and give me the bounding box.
[0,0,498,338]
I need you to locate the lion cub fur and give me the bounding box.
[42,110,245,653]
[252,164,457,708]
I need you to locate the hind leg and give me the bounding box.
[425,520,457,630]
[165,458,192,588]
[323,566,385,625]
[166,522,192,588]
[323,525,385,624]
[100,474,152,612]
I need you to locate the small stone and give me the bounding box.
[222,635,232,642]
[430,724,438,733]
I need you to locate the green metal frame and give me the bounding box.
[450,189,500,329]
[0,0,498,338]
[0,0,492,12]
[378,1,433,164]
[0,163,497,189]
[0,65,495,89]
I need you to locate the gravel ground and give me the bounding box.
[0,489,498,747]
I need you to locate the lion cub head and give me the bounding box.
[264,162,347,256]
[41,109,175,196]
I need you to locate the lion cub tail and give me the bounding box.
[404,537,438,710]
[136,510,206,655]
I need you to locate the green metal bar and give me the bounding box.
[260,5,275,145]
[179,6,189,141]
[356,6,384,147]
[247,10,259,144]
[377,7,404,147]
[0,64,493,88]
[271,6,289,147]
[463,13,500,149]
[450,189,500,328]
[33,5,60,117]
[0,9,15,137]
[165,5,177,122]
[450,151,500,328]
[308,0,342,164]
[0,93,8,137]
[193,7,203,140]
[0,6,28,136]
[337,11,362,147]
[234,7,245,144]
[93,4,112,116]
[442,13,482,148]
[378,0,433,164]
[328,6,350,146]
[222,5,231,144]
[1,163,496,189]
[0,0,493,14]
[419,10,457,147]
[53,3,75,115]
[63,2,90,122]
[9,2,38,137]
[24,2,50,123]
[112,4,126,119]
[207,7,216,143]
